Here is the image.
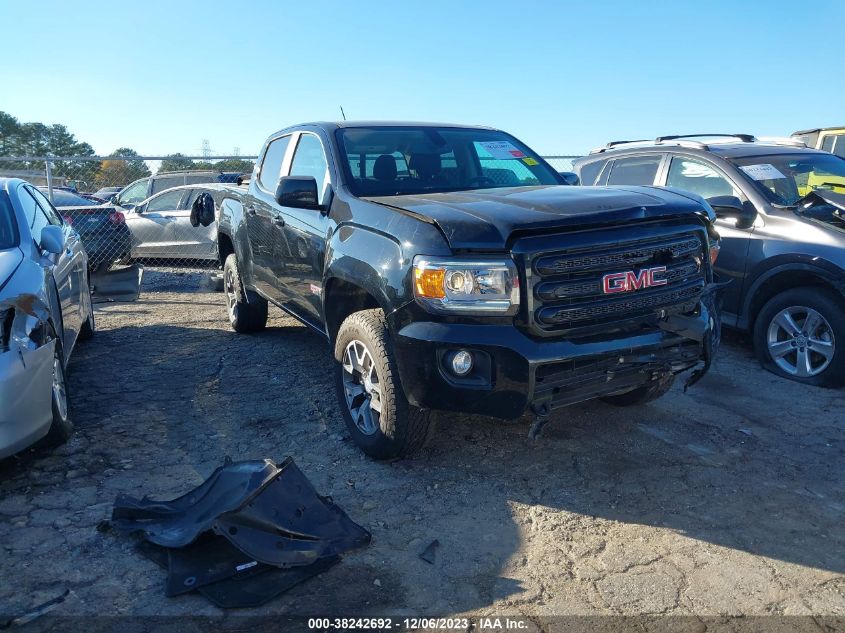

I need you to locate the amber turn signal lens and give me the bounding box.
[415,267,446,298]
[709,243,720,265]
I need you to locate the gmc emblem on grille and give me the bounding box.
[602,266,668,294]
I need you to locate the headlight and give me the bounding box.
[412,256,520,315]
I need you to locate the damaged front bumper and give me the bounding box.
[0,294,55,459]
[393,285,722,419]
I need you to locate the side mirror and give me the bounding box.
[40,225,65,255]
[707,195,756,229]
[559,171,580,186]
[275,176,321,210]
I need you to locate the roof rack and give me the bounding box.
[655,133,757,143]
[590,133,760,154]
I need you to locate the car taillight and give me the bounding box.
[108,211,125,225]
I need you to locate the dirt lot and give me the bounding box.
[1,270,844,626]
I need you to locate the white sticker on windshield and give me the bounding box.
[477,141,526,160]
[740,164,786,181]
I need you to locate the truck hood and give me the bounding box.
[0,248,24,294]
[367,185,711,250]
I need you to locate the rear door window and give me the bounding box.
[606,155,663,185]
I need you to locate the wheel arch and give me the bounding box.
[323,276,385,343]
[744,261,845,332]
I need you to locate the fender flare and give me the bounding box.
[741,258,845,327]
[322,224,410,319]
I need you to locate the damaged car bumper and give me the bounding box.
[0,296,55,459]
[392,290,721,419]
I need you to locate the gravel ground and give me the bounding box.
[1,270,844,626]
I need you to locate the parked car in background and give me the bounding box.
[93,186,122,201]
[792,127,845,159]
[0,178,95,459]
[123,185,219,263]
[38,188,131,272]
[113,171,241,209]
[574,134,845,386]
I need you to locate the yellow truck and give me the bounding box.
[791,127,845,195]
[792,126,845,158]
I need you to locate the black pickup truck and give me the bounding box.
[213,122,722,459]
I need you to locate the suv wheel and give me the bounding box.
[601,374,675,406]
[753,287,845,387]
[223,254,268,333]
[334,309,432,459]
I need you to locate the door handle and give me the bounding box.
[246,205,257,216]
[272,215,285,227]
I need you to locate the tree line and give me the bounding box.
[0,111,254,191]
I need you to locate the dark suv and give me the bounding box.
[574,134,845,386]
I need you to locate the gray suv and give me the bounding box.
[574,134,845,387]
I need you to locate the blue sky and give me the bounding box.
[3,0,843,157]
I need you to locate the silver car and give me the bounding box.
[0,178,95,459]
[122,186,218,262]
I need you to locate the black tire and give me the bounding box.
[601,375,675,406]
[42,326,73,447]
[753,287,845,387]
[334,308,432,459]
[78,271,95,341]
[223,254,267,333]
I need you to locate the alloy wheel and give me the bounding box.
[52,352,68,422]
[341,340,383,436]
[224,267,237,321]
[767,305,835,377]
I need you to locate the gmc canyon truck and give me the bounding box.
[214,122,722,459]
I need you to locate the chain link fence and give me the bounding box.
[0,152,582,284]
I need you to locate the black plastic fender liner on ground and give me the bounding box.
[137,538,341,608]
[111,457,371,564]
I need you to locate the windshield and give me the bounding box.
[336,126,561,197]
[730,153,845,206]
[0,194,19,249]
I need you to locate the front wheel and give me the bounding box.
[223,254,267,333]
[753,287,845,387]
[78,271,95,341]
[334,309,432,459]
[42,327,73,447]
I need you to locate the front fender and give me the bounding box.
[323,224,409,314]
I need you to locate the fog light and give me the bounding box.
[450,350,474,376]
